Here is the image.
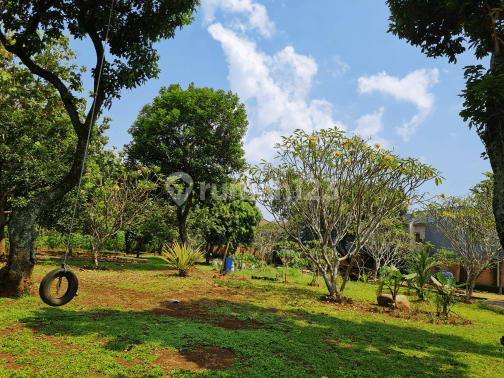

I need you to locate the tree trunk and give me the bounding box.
[481,49,504,298]
[176,192,193,247]
[498,260,503,295]
[339,255,357,295]
[219,242,231,275]
[0,209,38,297]
[125,230,131,255]
[466,274,479,300]
[91,239,105,267]
[205,242,211,265]
[0,224,6,258]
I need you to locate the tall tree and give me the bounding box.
[386,0,504,287]
[126,82,249,246]
[0,0,201,297]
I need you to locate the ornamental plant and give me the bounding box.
[161,241,204,277]
[431,272,466,317]
[376,265,417,301]
[407,243,438,300]
[274,240,302,283]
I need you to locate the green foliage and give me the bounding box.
[376,265,417,301]
[203,185,262,254]
[274,240,302,282]
[234,253,258,270]
[407,243,438,300]
[386,0,503,63]
[459,64,504,160]
[386,1,504,161]
[359,270,370,283]
[432,247,462,269]
[1,1,201,109]
[160,241,204,277]
[431,272,466,316]
[126,82,249,245]
[0,34,96,225]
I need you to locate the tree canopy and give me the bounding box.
[126,82,249,245]
[0,0,201,297]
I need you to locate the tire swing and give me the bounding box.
[39,265,79,306]
[39,0,115,307]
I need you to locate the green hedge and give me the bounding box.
[472,283,503,294]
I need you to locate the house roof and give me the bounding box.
[402,205,469,225]
[258,219,270,226]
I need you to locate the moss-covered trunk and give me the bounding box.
[482,51,504,299]
[0,208,37,297]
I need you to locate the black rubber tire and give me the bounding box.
[39,268,79,306]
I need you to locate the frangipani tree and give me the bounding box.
[412,190,502,299]
[245,127,444,298]
[357,215,418,282]
[81,159,166,266]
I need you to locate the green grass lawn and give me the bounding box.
[1,256,503,377]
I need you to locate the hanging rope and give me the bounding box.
[61,0,116,271]
[40,0,116,307]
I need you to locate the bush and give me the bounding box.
[431,272,465,317]
[407,243,437,300]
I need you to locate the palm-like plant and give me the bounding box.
[161,241,204,277]
[407,243,438,300]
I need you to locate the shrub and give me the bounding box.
[431,272,465,317]
[376,265,416,301]
[407,243,438,300]
[160,241,204,277]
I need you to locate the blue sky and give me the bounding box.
[68,0,492,220]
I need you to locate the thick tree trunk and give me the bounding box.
[482,50,504,298]
[0,209,38,297]
[466,275,479,300]
[0,224,6,258]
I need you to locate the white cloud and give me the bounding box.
[419,156,427,163]
[201,0,275,37]
[357,69,439,142]
[349,106,392,150]
[207,23,342,163]
[332,55,350,77]
[450,132,456,137]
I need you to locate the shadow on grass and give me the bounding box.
[16,296,503,378]
[36,255,169,272]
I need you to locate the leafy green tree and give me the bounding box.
[126,82,249,246]
[386,0,504,288]
[0,0,200,297]
[0,34,89,258]
[203,185,262,264]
